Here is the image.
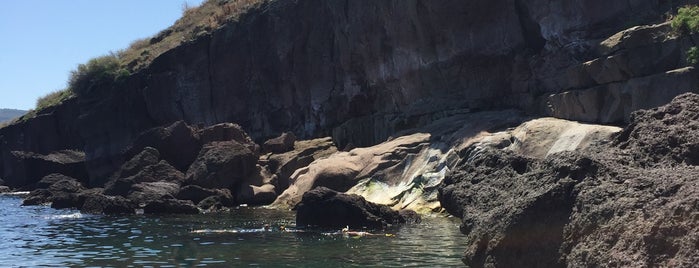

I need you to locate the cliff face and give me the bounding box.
[0,0,697,185]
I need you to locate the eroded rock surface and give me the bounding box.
[439,93,699,267]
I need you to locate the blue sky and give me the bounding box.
[0,0,206,110]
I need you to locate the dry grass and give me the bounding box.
[120,0,266,71]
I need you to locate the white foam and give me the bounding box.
[2,191,31,196]
[45,212,83,220]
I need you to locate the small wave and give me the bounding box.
[44,212,83,220]
[1,191,31,196]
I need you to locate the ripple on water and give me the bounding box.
[0,195,468,266]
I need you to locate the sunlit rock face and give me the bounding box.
[273,110,620,213]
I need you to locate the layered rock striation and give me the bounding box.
[2,0,698,188]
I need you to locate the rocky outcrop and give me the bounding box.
[262,132,296,154]
[295,187,420,229]
[2,150,87,189]
[22,174,86,207]
[439,93,699,267]
[185,141,257,189]
[263,137,337,192]
[272,110,619,213]
[1,0,697,190]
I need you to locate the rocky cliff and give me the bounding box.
[1,0,698,266]
[2,0,698,186]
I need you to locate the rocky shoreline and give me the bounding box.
[1,0,698,266]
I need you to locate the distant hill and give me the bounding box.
[0,109,27,123]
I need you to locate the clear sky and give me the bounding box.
[0,0,206,110]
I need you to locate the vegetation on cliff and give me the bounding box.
[26,0,265,116]
[672,5,699,65]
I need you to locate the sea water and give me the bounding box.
[0,194,467,267]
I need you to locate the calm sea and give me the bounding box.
[0,194,467,267]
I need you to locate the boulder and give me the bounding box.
[198,123,258,153]
[185,141,256,189]
[124,121,202,173]
[80,192,134,214]
[262,132,296,154]
[296,187,419,229]
[236,184,277,206]
[0,186,10,193]
[104,159,184,197]
[36,173,79,189]
[126,181,180,205]
[264,137,337,192]
[22,174,85,208]
[272,133,430,209]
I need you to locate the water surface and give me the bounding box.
[0,194,466,267]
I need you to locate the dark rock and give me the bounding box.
[22,189,52,206]
[176,185,234,205]
[80,192,134,214]
[2,150,87,188]
[36,173,77,189]
[50,194,82,209]
[295,187,419,229]
[197,195,230,211]
[262,132,296,154]
[198,123,258,153]
[126,182,180,205]
[185,141,256,189]
[105,159,184,196]
[143,198,199,214]
[617,92,699,167]
[22,174,85,208]
[439,94,699,267]
[0,186,10,193]
[124,121,202,173]
[108,147,160,183]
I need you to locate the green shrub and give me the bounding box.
[672,5,699,34]
[687,46,699,65]
[68,54,129,96]
[36,89,73,110]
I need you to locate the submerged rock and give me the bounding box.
[295,187,420,229]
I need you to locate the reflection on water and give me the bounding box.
[0,195,466,267]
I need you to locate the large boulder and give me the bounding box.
[262,132,296,154]
[80,191,134,214]
[22,174,86,208]
[124,121,202,173]
[126,181,181,205]
[295,187,420,229]
[236,183,277,206]
[104,147,184,197]
[264,137,337,192]
[185,141,256,189]
[198,123,258,153]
